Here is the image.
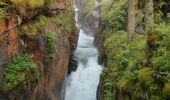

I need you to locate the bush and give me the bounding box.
[152,23,170,71]
[3,55,39,92]
[101,0,127,33]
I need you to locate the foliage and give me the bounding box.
[47,32,58,59]
[3,55,39,92]
[101,22,170,100]
[10,0,45,8]
[99,0,170,99]
[101,0,127,33]
[0,8,8,20]
[19,8,75,38]
[151,23,170,71]
[0,1,8,20]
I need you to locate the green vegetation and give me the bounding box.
[101,0,127,33]
[19,8,75,38]
[0,8,7,20]
[152,23,170,72]
[18,1,75,59]
[47,32,58,59]
[0,1,8,20]
[3,55,39,92]
[10,0,45,8]
[100,0,170,99]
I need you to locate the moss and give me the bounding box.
[138,68,153,84]
[10,0,45,9]
[2,55,39,92]
[19,8,75,38]
[47,32,58,59]
[19,15,51,38]
[0,8,7,20]
[0,1,8,20]
[163,83,170,96]
[117,78,134,92]
[44,0,59,9]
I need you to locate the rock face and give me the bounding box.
[0,0,78,100]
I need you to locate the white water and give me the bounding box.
[64,1,102,99]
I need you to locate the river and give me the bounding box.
[64,0,102,100]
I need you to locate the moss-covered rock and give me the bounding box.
[2,55,39,92]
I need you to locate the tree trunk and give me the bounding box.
[144,0,154,33]
[128,0,136,43]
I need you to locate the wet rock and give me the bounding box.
[68,55,78,74]
[0,0,78,100]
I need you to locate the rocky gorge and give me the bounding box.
[0,0,170,100]
[0,0,78,100]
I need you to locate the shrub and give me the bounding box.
[101,0,127,33]
[151,23,170,71]
[3,55,39,92]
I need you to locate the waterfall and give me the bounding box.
[64,0,102,100]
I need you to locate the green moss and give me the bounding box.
[0,8,7,20]
[0,1,8,20]
[10,0,45,9]
[47,32,58,59]
[138,68,153,85]
[19,8,75,37]
[19,15,50,37]
[117,78,134,92]
[163,83,170,96]
[3,55,39,92]
[44,0,59,9]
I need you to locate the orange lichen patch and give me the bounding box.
[5,30,19,57]
[0,19,7,34]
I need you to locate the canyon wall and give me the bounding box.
[0,0,78,100]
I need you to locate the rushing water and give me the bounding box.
[64,0,102,100]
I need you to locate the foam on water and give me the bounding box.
[65,30,102,100]
[65,0,102,100]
